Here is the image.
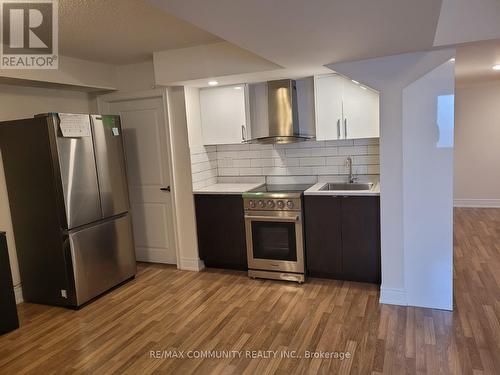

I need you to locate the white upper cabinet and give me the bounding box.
[342,79,380,139]
[314,75,344,140]
[199,84,248,145]
[314,74,379,140]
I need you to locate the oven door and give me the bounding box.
[245,211,304,273]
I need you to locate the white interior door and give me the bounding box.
[106,97,176,264]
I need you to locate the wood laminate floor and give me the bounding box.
[1,208,500,374]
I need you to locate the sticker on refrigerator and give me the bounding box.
[111,127,120,136]
[58,114,91,137]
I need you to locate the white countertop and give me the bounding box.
[304,182,380,196]
[193,182,265,195]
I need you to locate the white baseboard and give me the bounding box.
[14,284,23,304]
[178,258,205,271]
[379,287,407,306]
[135,248,177,265]
[454,199,500,208]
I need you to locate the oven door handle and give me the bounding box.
[245,215,300,222]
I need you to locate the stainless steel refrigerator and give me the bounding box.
[0,113,136,308]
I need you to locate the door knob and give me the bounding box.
[160,186,171,192]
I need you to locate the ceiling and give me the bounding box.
[455,39,500,87]
[151,0,443,69]
[433,0,500,47]
[58,0,221,64]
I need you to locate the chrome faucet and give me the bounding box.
[346,156,357,183]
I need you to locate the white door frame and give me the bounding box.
[97,88,180,268]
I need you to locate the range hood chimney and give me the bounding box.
[246,78,315,144]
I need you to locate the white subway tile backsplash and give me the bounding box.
[233,159,251,168]
[260,149,284,158]
[285,148,312,157]
[287,167,314,175]
[262,167,288,175]
[311,147,338,157]
[237,150,262,159]
[217,159,233,168]
[239,167,262,176]
[299,140,325,148]
[217,151,240,159]
[274,157,300,167]
[190,146,218,189]
[192,160,217,173]
[367,165,380,174]
[326,156,348,166]
[353,155,379,165]
[219,167,239,176]
[312,166,339,175]
[299,157,325,167]
[249,143,273,150]
[217,144,250,151]
[324,139,354,147]
[367,145,379,155]
[251,158,274,167]
[192,138,380,189]
[354,138,379,145]
[338,146,367,155]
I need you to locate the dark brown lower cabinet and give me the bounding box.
[194,194,247,270]
[1,232,19,335]
[304,195,381,284]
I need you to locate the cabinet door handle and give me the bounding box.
[160,186,171,192]
[344,118,348,139]
[241,125,247,141]
[337,119,341,139]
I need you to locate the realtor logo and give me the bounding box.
[0,0,58,69]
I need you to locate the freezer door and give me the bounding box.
[65,214,136,306]
[91,115,130,218]
[53,114,102,229]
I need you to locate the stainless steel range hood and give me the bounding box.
[246,78,315,144]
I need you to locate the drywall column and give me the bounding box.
[330,49,455,308]
[402,61,455,310]
[165,86,204,271]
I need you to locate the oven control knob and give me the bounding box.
[258,200,266,208]
[248,200,255,208]
[277,200,285,209]
[267,200,275,208]
[286,200,294,209]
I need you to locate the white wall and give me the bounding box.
[454,82,500,207]
[184,87,218,189]
[0,55,116,90]
[114,60,156,92]
[154,42,281,85]
[330,48,455,309]
[402,61,455,310]
[0,84,95,302]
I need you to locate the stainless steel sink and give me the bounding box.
[320,182,374,191]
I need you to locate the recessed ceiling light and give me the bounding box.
[351,80,360,84]
[208,80,218,86]
[450,58,455,63]
[234,86,242,90]
[493,64,500,71]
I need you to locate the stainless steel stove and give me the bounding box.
[242,184,312,283]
